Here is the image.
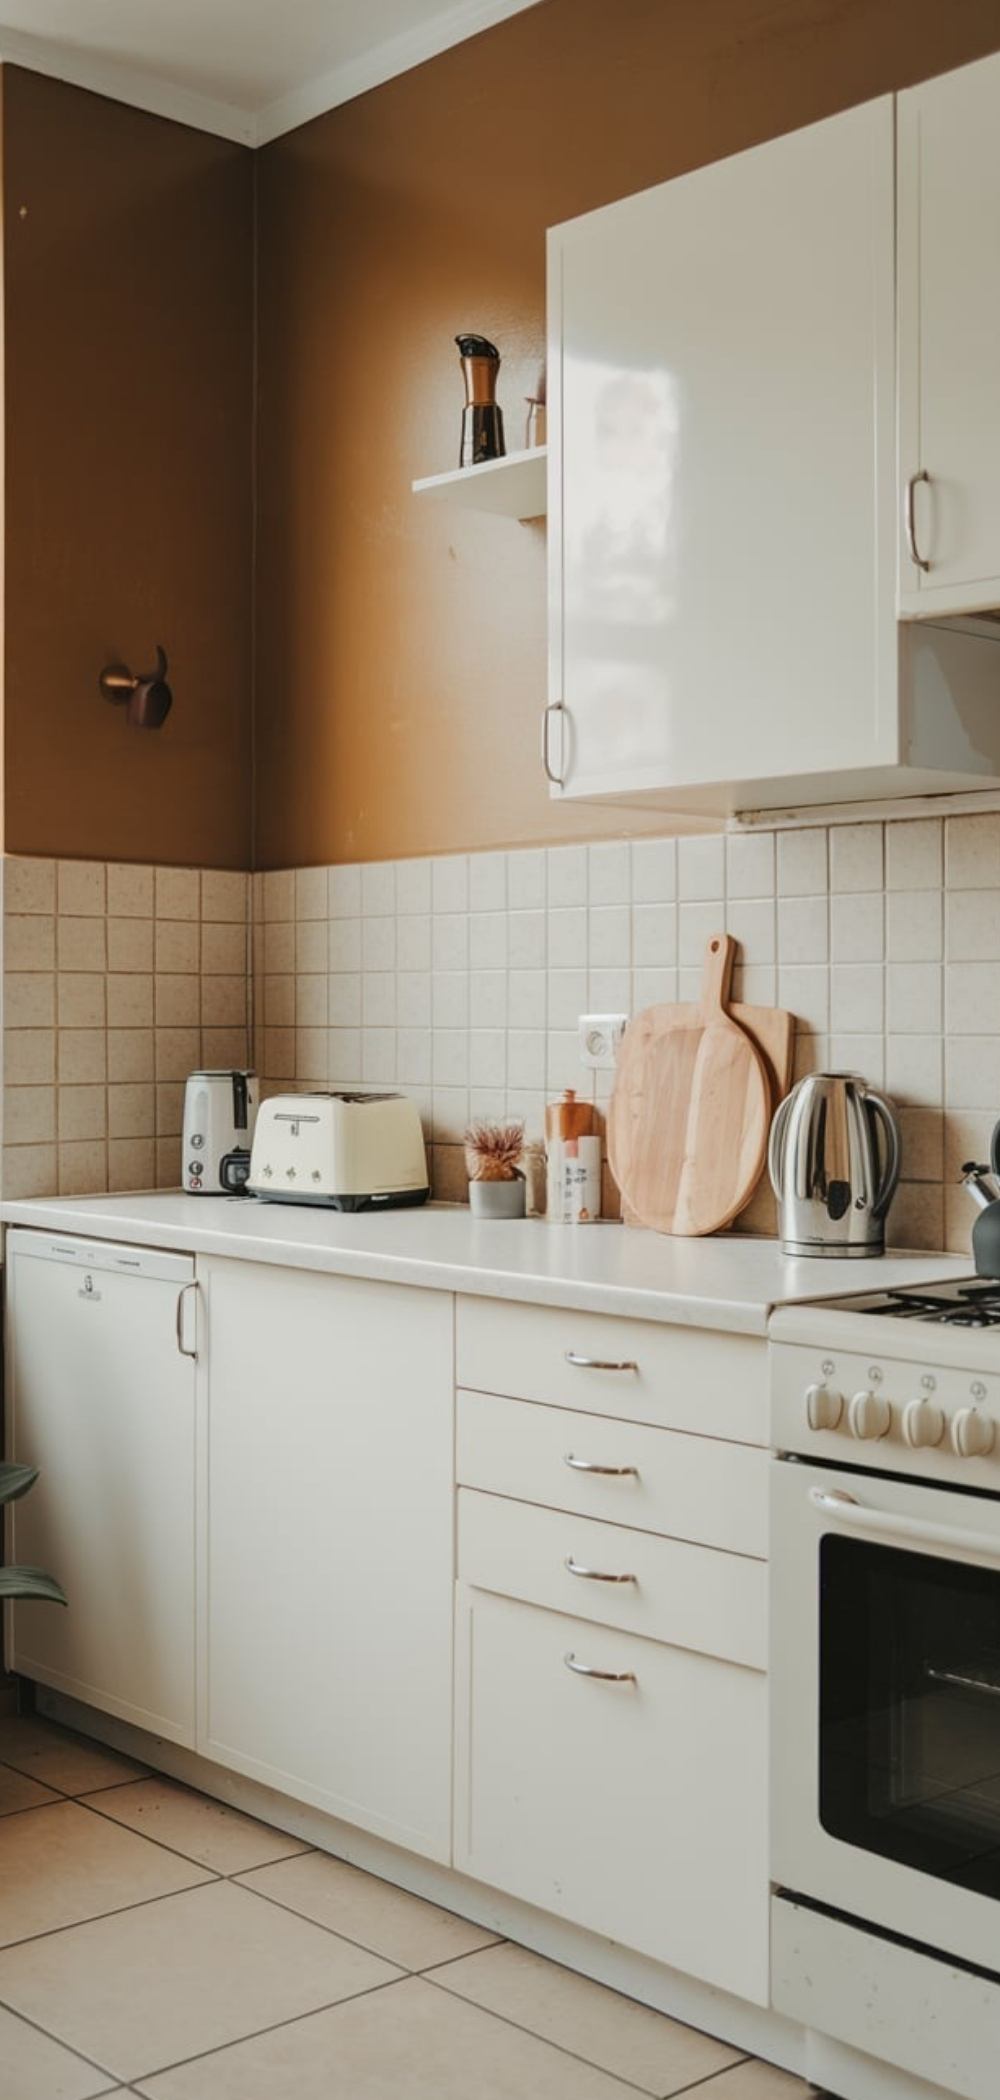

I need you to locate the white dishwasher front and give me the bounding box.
[4,1228,198,1745]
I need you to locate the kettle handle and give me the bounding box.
[990,1119,1000,1184]
[866,1089,902,1220]
[767,1090,795,1198]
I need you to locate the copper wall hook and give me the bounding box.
[99,644,172,728]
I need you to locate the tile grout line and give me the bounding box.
[419,1964,754,2100]
[0,1987,125,2091]
[222,1867,482,1965]
[103,1968,418,2092]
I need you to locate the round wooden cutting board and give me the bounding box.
[608,934,772,1236]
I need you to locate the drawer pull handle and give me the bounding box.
[564,1651,636,1684]
[564,1453,639,1477]
[564,1555,636,1584]
[565,1351,638,1372]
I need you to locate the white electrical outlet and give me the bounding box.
[579,1013,629,1068]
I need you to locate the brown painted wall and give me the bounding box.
[2,68,254,868]
[255,0,1000,869]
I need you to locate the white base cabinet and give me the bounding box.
[4,1231,198,1746]
[453,1296,770,2005]
[455,1584,768,2004]
[199,1255,454,1862]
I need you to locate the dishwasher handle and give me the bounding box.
[175,1283,198,1361]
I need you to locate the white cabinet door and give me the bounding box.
[201,1257,454,1862]
[5,1233,197,1745]
[547,98,897,808]
[455,1586,768,2004]
[898,51,1000,615]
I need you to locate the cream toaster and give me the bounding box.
[247,1091,430,1210]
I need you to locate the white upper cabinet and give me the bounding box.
[546,84,1000,815]
[898,50,1000,615]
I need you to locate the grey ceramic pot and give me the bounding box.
[468,1177,526,1219]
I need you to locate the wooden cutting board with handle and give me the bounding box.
[609,934,786,1236]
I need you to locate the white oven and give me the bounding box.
[769,1282,1000,2099]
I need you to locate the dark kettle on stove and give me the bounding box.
[961,1121,1000,1276]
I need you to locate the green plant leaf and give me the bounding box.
[0,1462,41,1507]
[0,1566,67,1604]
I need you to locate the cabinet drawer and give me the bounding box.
[458,1488,766,1669]
[456,1295,766,1443]
[457,1387,767,1558]
[454,1584,768,2003]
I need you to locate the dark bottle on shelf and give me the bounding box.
[455,334,506,466]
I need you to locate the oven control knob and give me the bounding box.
[902,1398,945,1450]
[805,1382,843,1431]
[848,1389,892,1440]
[951,1407,996,1459]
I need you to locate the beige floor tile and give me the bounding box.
[0,1760,61,1816]
[0,2002,121,2100]
[82,1778,313,1875]
[704,2060,819,2097]
[432,1941,746,2094]
[235,1851,501,1970]
[0,1800,213,1946]
[0,1879,402,2085]
[0,1715,148,1795]
[132,1974,650,2099]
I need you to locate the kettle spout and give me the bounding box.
[961,1161,1000,1210]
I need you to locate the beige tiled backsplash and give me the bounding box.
[1,858,251,1201]
[3,814,1000,1252]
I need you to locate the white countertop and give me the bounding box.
[0,1192,971,1335]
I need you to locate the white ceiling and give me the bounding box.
[0,0,542,144]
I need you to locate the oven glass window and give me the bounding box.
[820,1536,1000,1896]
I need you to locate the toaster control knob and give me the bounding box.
[951,1407,996,1459]
[902,1398,945,1450]
[806,1382,843,1431]
[190,1132,204,1149]
[849,1389,892,1441]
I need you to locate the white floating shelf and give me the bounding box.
[412,445,547,519]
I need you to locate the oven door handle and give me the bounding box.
[809,1485,1000,1567]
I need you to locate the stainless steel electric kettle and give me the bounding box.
[768,1071,901,1257]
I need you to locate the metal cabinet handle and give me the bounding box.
[541,701,566,785]
[564,1650,636,1683]
[564,1554,636,1584]
[905,469,931,571]
[564,1351,638,1372]
[175,1282,198,1360]
[564,1452,639,1477]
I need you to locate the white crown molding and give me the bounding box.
[0,0,542,149]
[253,0,541,146]
[0,28,256,143]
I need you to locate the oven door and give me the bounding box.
[771,1455,1000,1970]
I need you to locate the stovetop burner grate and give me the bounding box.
[862,1284,1000,1327]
